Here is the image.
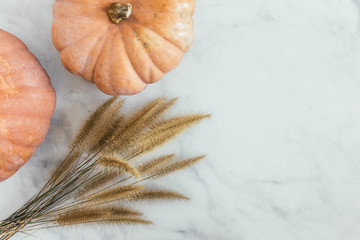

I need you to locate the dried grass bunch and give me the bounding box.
[0,97,209,240]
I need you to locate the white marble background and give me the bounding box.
[2,0,360,239]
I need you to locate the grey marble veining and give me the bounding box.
[2,0,360,239]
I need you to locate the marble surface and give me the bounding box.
[2,0,360,239]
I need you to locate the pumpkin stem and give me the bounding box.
[108,3,132,24]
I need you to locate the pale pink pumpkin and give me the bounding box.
[52,0,195,95]
[0,29,56,182]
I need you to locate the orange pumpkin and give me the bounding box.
[0,30,56,182]
[52,0,195,96]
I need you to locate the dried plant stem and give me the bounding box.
[76,172,119,198]
[0,97,209,240]
[99,157,141,179]
[139,154,175,175]
[71,97,119,147]
[127,190,190,201]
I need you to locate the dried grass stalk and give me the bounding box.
[95,218,152,226]
[91,115,125,152]
[111,98,165,147]
[76,172,118,198]
[0,97,208,240]
[108,98,178,152]
[71,97,118,147]
[107,207,142,217]
[99,157,141,179]
[148,114,212,135]
[138,154,175,175]
[58,216,151,226]
[50,151,80,185]
[149,156,206,179]
[84,100,125,151]
[122,115,210,160]
[56,207,142,226]
[86,185,145,205]
[127,190,189,201]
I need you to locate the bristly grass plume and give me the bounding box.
[0,97,210,240]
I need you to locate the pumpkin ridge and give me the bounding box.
[0,140,35,171]
[81,28,111,77]
[1,137,37,151]
[59,24,108,53]
[128,23,183,73]
[93,27,118,95]
[0,84,52,94]
[94,26,146,95]
[8,140,39,150]
[110,26,124,93]
[117,24,135,76]
[0,108,54,120]
[1,132,47,155]
[121,22,163,84]
[86,25,113,83]
[120,26,144,81]
[2,156,31,172]
[129,11,193,52]
[114,25,147,93]
[129,22,184,54]
[59,24,112,79]
[0,114,51,135]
